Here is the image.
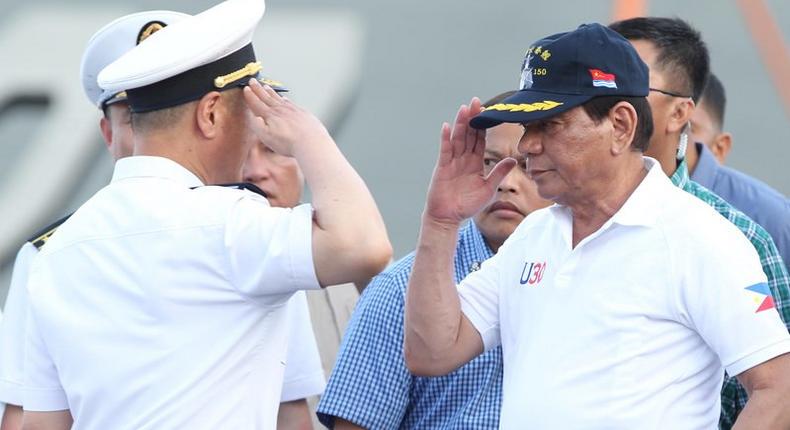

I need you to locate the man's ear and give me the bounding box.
[710,131,732,164]
[609,101,638,155]
[195,91,222,139]
[99,116,113,151]
[667,99,695,134]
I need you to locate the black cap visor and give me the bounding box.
[470,90,593,129]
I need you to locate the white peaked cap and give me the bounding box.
[98,0,266,95]
[80,10,189,108]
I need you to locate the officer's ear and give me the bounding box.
[99,116,113,150]
[609,101,638,155]
[195,91,223,139]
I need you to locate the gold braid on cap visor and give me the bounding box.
[214,62,263,89]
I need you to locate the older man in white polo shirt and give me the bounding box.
[20,1,390,429]
[404,23,790,429]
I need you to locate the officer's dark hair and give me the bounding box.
[131,88,246,134]
[131,102,193,134]
[582,96,654,152]
[699,72,726,129]
[609,17,709,103]
[482,91,517,108]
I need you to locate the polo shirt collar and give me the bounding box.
[112,156,205,188]
[607,157,664,227]
[688,142,718,189]
[547,157,664,243]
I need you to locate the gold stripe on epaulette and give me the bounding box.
[31,228,57,250]
[214,62,263,89]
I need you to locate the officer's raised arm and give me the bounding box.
[243,79,391,287]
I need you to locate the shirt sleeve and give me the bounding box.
[316,274,411,429]
[0,243,38,406]
[676,222,790,377]
[457,234,521,352]
[22,306,68,411]
[280,291,325,402]
[225,198,320,302]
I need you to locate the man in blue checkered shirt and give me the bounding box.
[316,92,551,429]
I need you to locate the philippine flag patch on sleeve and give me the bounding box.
[745,282,775,313]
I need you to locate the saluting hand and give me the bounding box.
[243,78,332,157]
[424,98,517,226]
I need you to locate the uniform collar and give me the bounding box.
[111,156,205,188]
[688,142,719,189]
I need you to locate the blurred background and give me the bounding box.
[1,0,788,303]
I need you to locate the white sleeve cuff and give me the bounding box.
[0,379,24,406]
[725,338,790,377]
[460,295,500,352]
[280,370,326,402]
[288,204,321,291]
[22,386,69,412]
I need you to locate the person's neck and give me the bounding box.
[683,139,699,174]
[567,158,647,248]
[135,133,217,185]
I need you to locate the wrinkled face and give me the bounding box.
[630,39,686,170]
[242,139,304,208]
[517,106,613,206]
[473,123,551,251]
[105,103,134,160]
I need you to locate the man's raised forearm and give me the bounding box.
[404,215,465,375]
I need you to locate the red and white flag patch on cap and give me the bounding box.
[589,68,617,89]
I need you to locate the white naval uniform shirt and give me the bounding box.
[0,252,324,410]
[459,157,790,430]
[23,156,321,430]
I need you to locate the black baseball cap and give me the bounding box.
[470,23,649,129]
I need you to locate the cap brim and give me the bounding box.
[470,90,592,129]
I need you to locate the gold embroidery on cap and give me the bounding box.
[260,78,284,88]
[214,62,263,89]
[137,21,166,45]
[483,101,564,112]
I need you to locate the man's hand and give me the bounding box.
[242,79,332,158]
[424,98,517,226]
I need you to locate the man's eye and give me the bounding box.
[483,158,498,166]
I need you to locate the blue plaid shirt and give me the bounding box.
[317,222,503,429]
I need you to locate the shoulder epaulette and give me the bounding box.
[28,213,73,250]
[195,182,268,198]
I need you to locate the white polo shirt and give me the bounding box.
[23,156,321,430]
[459,157,790,429]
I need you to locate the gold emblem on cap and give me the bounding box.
[137,21,166,45]
[214,62,263,89]
[260,78,284,88]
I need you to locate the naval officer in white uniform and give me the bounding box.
[21,1,391,429]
